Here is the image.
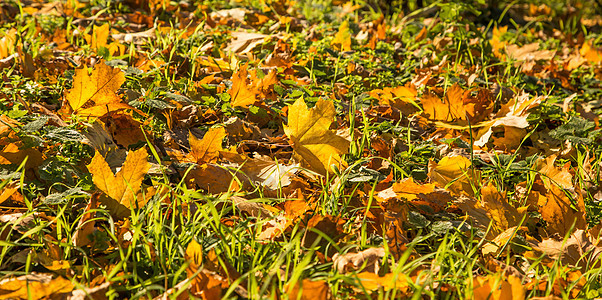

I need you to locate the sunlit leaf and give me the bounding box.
[284,98,350,175]
[87,148,150,217]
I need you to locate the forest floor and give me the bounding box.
[1,0,602,298]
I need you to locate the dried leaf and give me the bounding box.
[355,272,410,293]
[428,155,480,196]
[333,247,385,274]
[480,183,525,237]
[471,274,525,300]
[534,229,602,268]
[286,279,329,300]
[189,127,226,164]
[537,185,587,237]
[0,273,73,299]
[284,98,350,175]
[87,148,150,217]
[228,64,257,108]
[64,61,132,118]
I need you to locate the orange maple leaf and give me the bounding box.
[188,127,226,164]
[229,64,257,108]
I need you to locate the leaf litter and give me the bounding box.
[0,0,602,299]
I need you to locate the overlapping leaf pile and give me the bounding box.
[1,0,602,298]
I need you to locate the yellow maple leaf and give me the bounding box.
[64,61,132,118]
[428,155,480,196]
[421,84,474,122]
[284,98,350,175]
[369,84,420,115]
[188,127,226,164]
[0,274,74,299]
[87,148,150,216]
[229,64,257,108]
[480,183,525,237]
[332,20,352,52]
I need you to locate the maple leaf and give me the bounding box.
[188,127,226,164]
[332,20,352,52]
[286,279,330,300]
[369,84,420,115]
[474,92,543,147]
[480,183,526,237]
[228,64,257,108]
[87,148,150,217]
[0,274,74,299]
[537,185,587,237]
[64,61,133,118]
[535,154,573,189]
[428,155,480,196]
[421,84,472,122]
[185,239,227,298]
[283,98,350,175]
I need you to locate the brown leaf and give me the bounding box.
[534,229,602,269]
[535,154,573,189]
[369,85,419,115]
[228,64,257,108]
[331,20,351,52]
[333,247,385,274]
[71,193,99,247]
[537,185,587,237]
[471,274,525,300]
[428,155,480,196]
[480,183,526,237]
[354,272,410,293]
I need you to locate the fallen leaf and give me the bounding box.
[185,240,225,299]
[71,193,100,248]
[471,274,525,300]
[428,155,479,196]
[286,279,329,300]
[480,183,525,237]
[505,43,555,62]
[354,272,410,293]
[63,61,133,118]
[228,64,257,108]
[0,273,73,299]
[332,20,351,52]
[537,185,587,237]
[535,154,573,189]
[226,31,267,54]
[283,98,350,175]
[188,127,226,164]
[87,148,150,217]
[369,84,419,115]
[534,229,602,269]
[333,247,385,273]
